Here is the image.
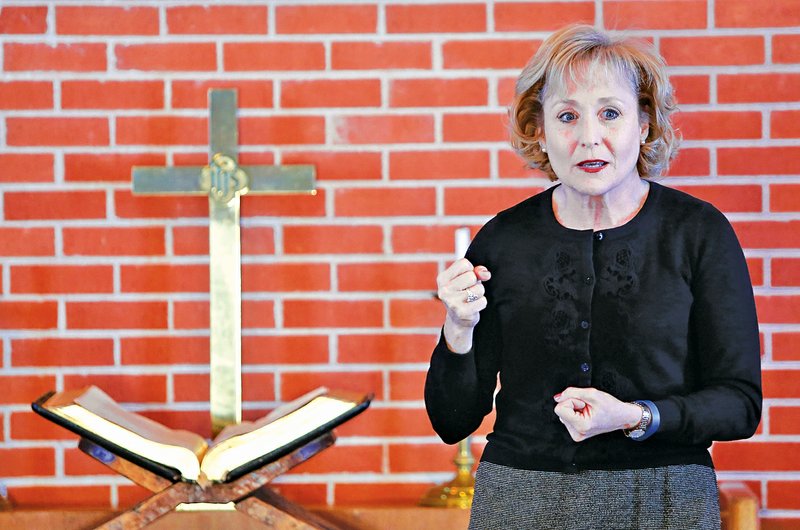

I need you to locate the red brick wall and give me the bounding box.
[1,0,798,523]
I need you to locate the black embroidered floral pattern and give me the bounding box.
[541,247,580,350]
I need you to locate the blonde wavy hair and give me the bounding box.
[509,25,679,181]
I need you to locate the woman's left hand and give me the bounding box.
[553,387,643,442]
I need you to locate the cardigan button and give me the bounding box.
[580,363,590,372]
[584,275,593,284]
[580,320,590,329]
[594,232,604,241]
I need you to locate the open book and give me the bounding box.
[32,386,371,483]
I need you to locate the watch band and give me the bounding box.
[623,401,652,440]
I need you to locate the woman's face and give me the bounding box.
[541,66,648,197]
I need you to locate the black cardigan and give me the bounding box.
[425,181,762,472]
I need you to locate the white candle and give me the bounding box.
[455,226,470,259]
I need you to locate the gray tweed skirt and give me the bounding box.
[469,461,720,530]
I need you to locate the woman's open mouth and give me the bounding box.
[577,160,608,173]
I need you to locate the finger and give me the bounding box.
[556,387,595,403]
[438,259,475,285]
[474,265,492,281]
[449,270,480,292]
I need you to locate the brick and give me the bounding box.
[390,149,490,180]
[116,116,206,145]
[7,117,109,146]
[496,2,594,31]
[0,153,54,183]
[4,43,106,71]
[240,116,325,145]
[114,190,209,219]
[774,34,800,63]
[9,485,111,508]
[167,5,268,34]
[64,226,165,256]
[771,407,800,435]
[65,152,165,182]
[224,42,325,71]
[0,374,55,403]
[445,186,541,215]
[10,410,74,440]
[174,225,275,255]
[12,338,114,367]
[773,258,800,286]
[121,264,207,293]
[67,301,168,330]
[64,374,167,403]
[172,80,273,108]
[498,149,546,179]
[334,481,431,505]
[389,371,428,400]
[0,227,54,256]
[243,263,330,292]
[65,446,116,476]
[62,80,163,109]
[772,110,800,139]
[0,81,52,109]
[281,79,381,108]
[4,190,106,220]
[339,262,437,291]
[767,481,800,510]
[174,300,275,329]
[443,39,540,69]
[269,483,327,506]
[386,3,486,33]
[673,185,761,213]
[242,335,329,365]
[174,372,274,402]
[733,221,800,249]
[713,442,800,471]
[12,265,114,294]
[604,0,705,29]
[292,444,382,473]
[120,336,208,365]
[392,224,479,254]
[335,187,436,217]
[756,296,800,324]
[283,300,383,328]
[443,112,507,142]
[663,148,710,177]
[0,6,48,34]
[280,371,383,400]
[388,442,476,472]
[240,190,327,217]
[56,6,158,35]
[719,74,800,103]
[339,334,437,364]
[774,332,800,361]
[117,485,156,509]
[331,41,432,70]
[117,43,217,71]
[0,302,57,329]
[284,224,384,254]
[333,114,434,144]
[660,36,764,66]
[276,4,377,34]
[390,298,444,328]
[715,0,800,27]
[338,407,433,437]
[763,369,800,398]
[747,258,764,287]
[674,111,761,141]
[670,75,710,105]
[719,147,800,175]
[390,78,488,107]
[0,448,54,476]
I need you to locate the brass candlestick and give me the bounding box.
[419,436,475,509]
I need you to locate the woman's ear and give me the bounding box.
[640,122,649,144]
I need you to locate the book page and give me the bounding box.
[200,394,360,481]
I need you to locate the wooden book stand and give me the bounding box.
[78,434,345,530]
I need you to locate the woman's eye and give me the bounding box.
[602,108,620,120]
[557,112,577,123]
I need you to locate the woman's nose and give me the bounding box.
[579,118,601,147]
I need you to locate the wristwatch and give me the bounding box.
[623,401,652,440]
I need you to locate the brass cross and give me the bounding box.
[132,89,315,435]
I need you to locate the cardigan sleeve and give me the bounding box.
[653,204,762,445]
[424,237,502,445]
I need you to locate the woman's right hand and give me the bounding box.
[436,259,491,353]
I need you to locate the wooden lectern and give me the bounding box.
[77,434,344,530]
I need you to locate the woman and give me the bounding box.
[425,25,761,529]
